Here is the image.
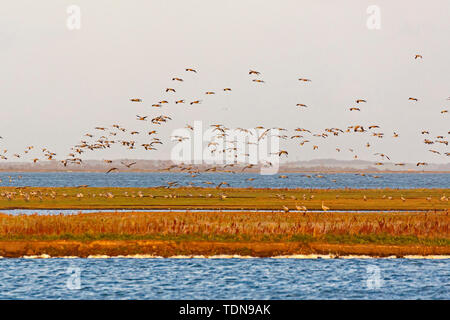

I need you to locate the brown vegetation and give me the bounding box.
[0,211,448,257]
[0,211,448,242]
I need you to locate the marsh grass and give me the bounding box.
[0,211,448,245]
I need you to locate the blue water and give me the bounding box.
[0,209,408,216]
[0,172,449,189]
[0,258,448,299]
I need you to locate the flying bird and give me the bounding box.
[106,167,119,174]
[416,162,427,166]
[121,161,137,168]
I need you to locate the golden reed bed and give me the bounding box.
[0,211,448,257]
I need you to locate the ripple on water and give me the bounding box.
[0,257,448,299]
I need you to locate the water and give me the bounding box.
[1,172,449,189]
[0,258,448,299]
[0,209,412,215]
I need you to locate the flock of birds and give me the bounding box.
[0,184,448,213]
[0,55,448,190]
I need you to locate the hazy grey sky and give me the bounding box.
[1,1,449,164]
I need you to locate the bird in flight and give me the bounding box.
[185,68,197,73]
[276,150,288,157]
[106,167,119,174]
[249,70,260,75]
[121,161,137,168]
[217,182,229,188]
[414,54,423,59]
[374,153,390,160]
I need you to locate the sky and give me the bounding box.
[1,1,449,164]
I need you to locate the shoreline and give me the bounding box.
[0,240,449,258]
[1,170,449,174]
[11,254,450,259]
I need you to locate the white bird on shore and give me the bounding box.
[295,203,307,213]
